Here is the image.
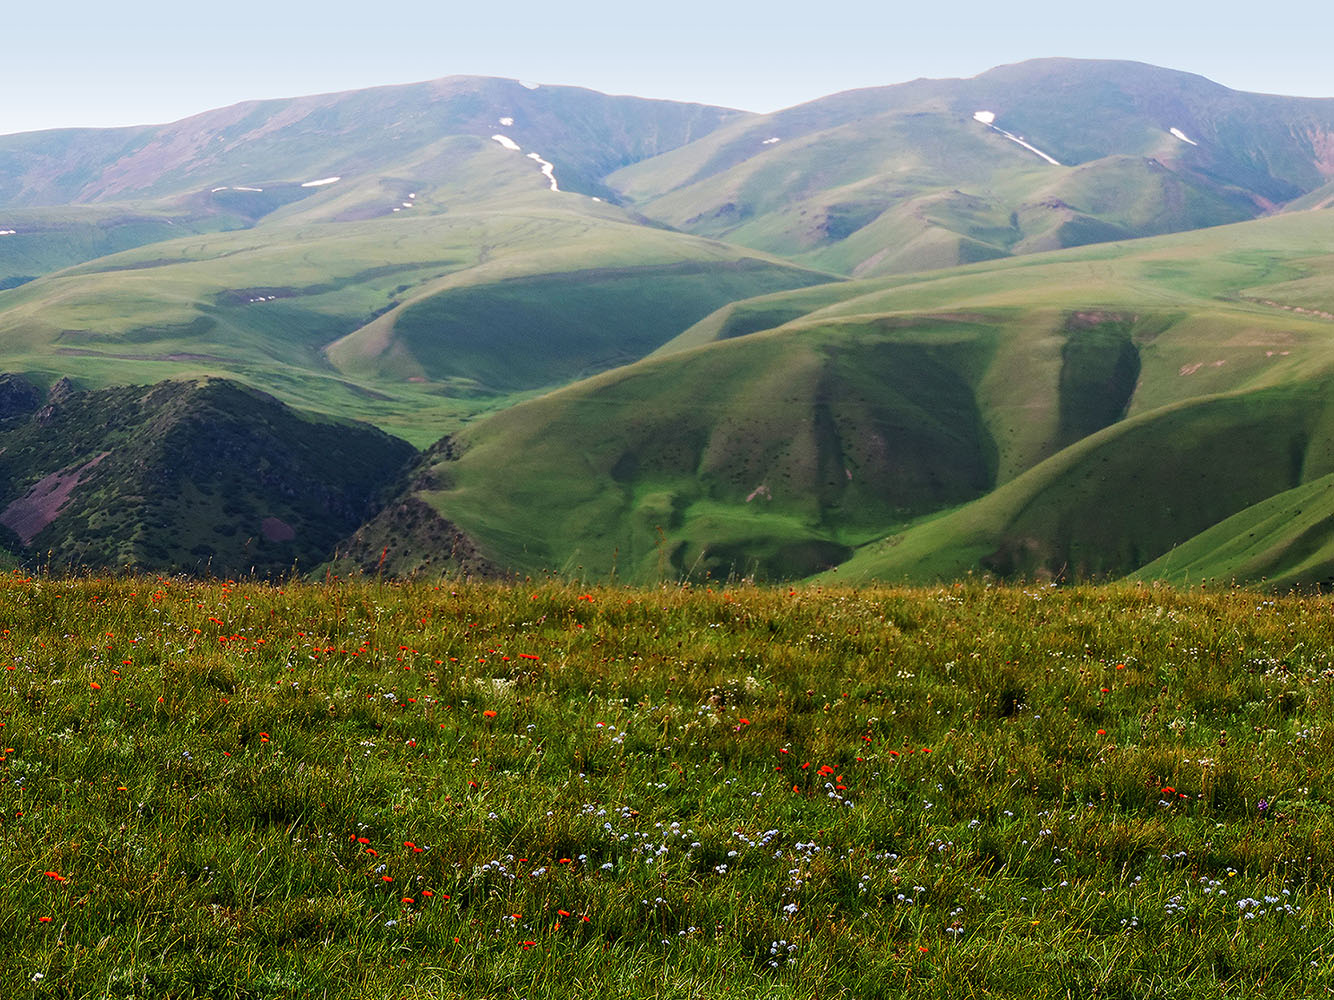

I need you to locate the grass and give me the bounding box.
[414,208,1334,587]
[605,58,1318,280]
[5,575,1334,997]
[0,204,829,444]
[427,315,1002,582]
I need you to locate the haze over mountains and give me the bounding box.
[3,58,1334,586]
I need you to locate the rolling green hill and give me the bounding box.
[609,59,1334,277]
[368,208,1334,586]
[5,62,1334,584]
[0,203,832,443]
[0,78,828,445]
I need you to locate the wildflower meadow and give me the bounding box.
[3,575,1333,997]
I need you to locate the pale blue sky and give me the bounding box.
[4,0,1330,135]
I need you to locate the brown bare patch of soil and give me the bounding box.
[261,516,296,543]
[0,452,110,545]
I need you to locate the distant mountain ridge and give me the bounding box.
[609,59,1334,276]
[0,75,746,207]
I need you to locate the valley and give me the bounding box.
[3,59,1334,585]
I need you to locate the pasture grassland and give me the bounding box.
[0,205,828,444]
[3,577,1334,997]
[605,58,1306,280]
[430,209,1334,586]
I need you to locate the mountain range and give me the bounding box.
[3,58,1334,586]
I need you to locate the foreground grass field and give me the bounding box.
[3,576,1333,997]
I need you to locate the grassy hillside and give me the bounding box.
[610,59,1334,277]
[1130,473,1334,590]
[0,202,833,444]
[0,377,415,577]
[0,77,786,449]
[7,578,1334,997]
[371,209,1334,585]
[393,315,1003,581]
[0,204,261,289]
[0,76,746,208]
[7,63,1334,584]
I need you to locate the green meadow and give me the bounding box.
[0,203,828,447]
[3,575,1334,997]
[405,208,1334,587]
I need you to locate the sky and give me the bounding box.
[4,0,1332,135]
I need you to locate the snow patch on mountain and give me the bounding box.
[1001,132,1060,165]
[520,81,541,90]
[490,134,560,190]
[301,177,341,188]
[762,137,781,145]
[973,112,1060,166]
[0,230,15,236]
[234,186,263,192]
[527,152,559,191]
[499,117,514,126]
[1170,127,1198,146]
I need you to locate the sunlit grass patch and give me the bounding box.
[2,576,1333,996]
